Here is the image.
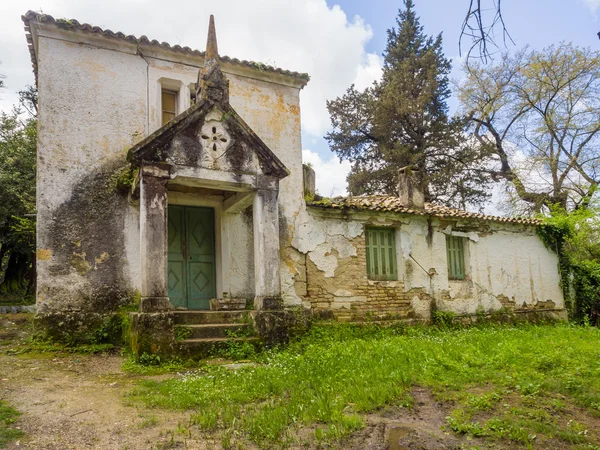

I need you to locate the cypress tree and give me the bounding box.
[326,0,490,206]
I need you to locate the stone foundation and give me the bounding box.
[129,312,175,358]
[33,311,130,346]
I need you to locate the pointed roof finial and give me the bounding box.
[205,15,219,62]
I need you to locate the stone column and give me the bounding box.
[139,165,172,312]
[253,187,282,310]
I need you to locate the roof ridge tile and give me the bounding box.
[307,195,540,226]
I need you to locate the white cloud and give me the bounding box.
[582,0,600,11]
[353,53,383,91]
[0,0,381,138]
[302,149,351,197]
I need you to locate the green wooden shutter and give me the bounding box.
[446,235,465,280]
[366,227,398,281]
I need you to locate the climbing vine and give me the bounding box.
[537,207,600,324]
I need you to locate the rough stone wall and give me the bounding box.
[293,208,565,321]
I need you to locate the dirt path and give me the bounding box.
[0,314,216,449]
[0,313,473,450]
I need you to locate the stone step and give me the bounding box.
[173,310,250,325]
[177,323,252,339]
[177,337,260,359]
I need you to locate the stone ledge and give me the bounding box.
[210,298,247,311]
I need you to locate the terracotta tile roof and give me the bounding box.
[21,11,310,85]
[307,195,541,225]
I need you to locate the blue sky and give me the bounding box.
[304,0,600,156]
[300,0,600,197]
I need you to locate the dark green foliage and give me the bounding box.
[537,207,600,323]
[0,88,37,301]
[431,309,456,328]
[138,351,163,366]
[325,0,490,207]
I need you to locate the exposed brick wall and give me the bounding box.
[304,234,430,321]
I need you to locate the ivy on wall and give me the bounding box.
[537,207,600,324]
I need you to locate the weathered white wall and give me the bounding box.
[292,208,565,318]
[34,24,305,311]
[36,29,147,312]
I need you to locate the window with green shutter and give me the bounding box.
[446,235,466,280]
[365,227,398,281]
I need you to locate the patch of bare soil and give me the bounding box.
[0,314,212,450]
[342,388,484,450]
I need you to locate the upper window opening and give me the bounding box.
[161,89,178,126]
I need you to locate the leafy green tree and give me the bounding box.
[459,44,600,213]
[0,87,37,299]
[326,0,490,206]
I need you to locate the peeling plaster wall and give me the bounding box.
[291,208,565,320]
[35,26,305,312]
[36,32,147,314]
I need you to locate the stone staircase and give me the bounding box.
[173,310,258,358]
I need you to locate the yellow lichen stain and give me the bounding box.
[71,252,91,275]
[258,94,271,107]
[284,256,297,275]
[37,249,53,261]
[95,252,109,265]
[73,240,81,247]
[100,136,111,156]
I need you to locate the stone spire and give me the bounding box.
[205,15,219,63]
[196,15,229,103]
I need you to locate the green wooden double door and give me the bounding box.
[168,205,216,310]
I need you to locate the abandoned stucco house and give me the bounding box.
[23,11,566,354]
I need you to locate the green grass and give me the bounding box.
[130,322,600,447]
[121,354,203,375]
[0,400,23,447]
[4,339,116,355]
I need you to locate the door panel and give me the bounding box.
[167,205,216,310]
[167,205,186,308]
[186,207,216,310]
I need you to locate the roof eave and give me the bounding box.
[21,11,310,89]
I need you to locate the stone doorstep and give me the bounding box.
[209,298,247,311]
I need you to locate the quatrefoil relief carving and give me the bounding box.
[200,120,231,155]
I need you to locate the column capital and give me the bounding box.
[141,164,170,179]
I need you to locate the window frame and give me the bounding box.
[365,226,398,281]
[161,88,178,126]
[446,235,467,280]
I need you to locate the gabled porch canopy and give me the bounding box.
[126,15,289,313]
